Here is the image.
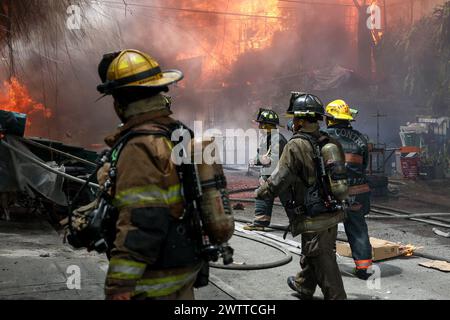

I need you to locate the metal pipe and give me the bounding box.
[20,137,97,168]
[231,195,450,264]
[368,212,450,219]
[370,208,450,228]
[230,194,450,227]
[1,140,100,189]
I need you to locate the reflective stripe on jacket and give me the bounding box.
[113,184,183,209]
[256,122,345,235]
[107,257,200,297]
[103,108,200,298]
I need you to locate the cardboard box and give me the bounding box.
[336,237,401,261]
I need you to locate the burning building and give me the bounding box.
[0,0,447,147]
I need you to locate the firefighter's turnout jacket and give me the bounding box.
[256,122,344,236]
[256,121,346,299]
[325,123,372,271]
[102,95,201,299]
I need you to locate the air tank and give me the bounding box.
[321,142,349,201]
[192,138,235,244]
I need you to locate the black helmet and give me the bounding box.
[286,92,325,118]
[254,108,280,126]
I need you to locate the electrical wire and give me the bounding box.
[95,0,287,19]
[278,0,355,7]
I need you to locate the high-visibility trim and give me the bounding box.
[108,258,146,280]
[113,183,183,209]
[348,183,370,195]
[355,259,372,270]
[345,153,363,164]
[356,266,371,270]
[133,270,198,298]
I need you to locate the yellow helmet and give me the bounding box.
[97,49,183,95]
[325,99,354,121]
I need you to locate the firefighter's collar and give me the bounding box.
[298,121,320,133]
[104,108,173,147]
[123,94,171,119]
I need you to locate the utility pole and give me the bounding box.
[371,109,387,172]
[372,109,387,146]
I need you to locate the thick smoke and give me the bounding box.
[1,0,447,150]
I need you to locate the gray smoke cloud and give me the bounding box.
[0,0,446,150]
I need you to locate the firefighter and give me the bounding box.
[96,49,203,300]
[244,108,289,231]
[256,92,347,300]
[325,99,372,280]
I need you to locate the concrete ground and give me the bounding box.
[1,179,450,300]
[0,210,107,299]
[210,206,450,300]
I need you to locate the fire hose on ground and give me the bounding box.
[209,232,293,270]
[229,186,450,227]
[229,194,450,264]
[1,138,293,271]
[4,137,448,268]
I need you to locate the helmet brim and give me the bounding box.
[120,69,184,89]
[286,111,325,118]
[254,119,279,125]
[325,113,354,121]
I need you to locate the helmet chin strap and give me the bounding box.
[327,118,351,127]
[260,123,276,130]
[113,100,127,122]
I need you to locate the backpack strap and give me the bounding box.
[110,120,192,165]
[289,131,331,187]
[288,133,318,187]
[290,132,320,158]
[109,129,170,165]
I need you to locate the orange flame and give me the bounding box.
[0,77,51,126]
[174,0,286,82]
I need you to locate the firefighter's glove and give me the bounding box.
[255,182,271,200]
[97,162,111,187]
[258,155,271,166]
